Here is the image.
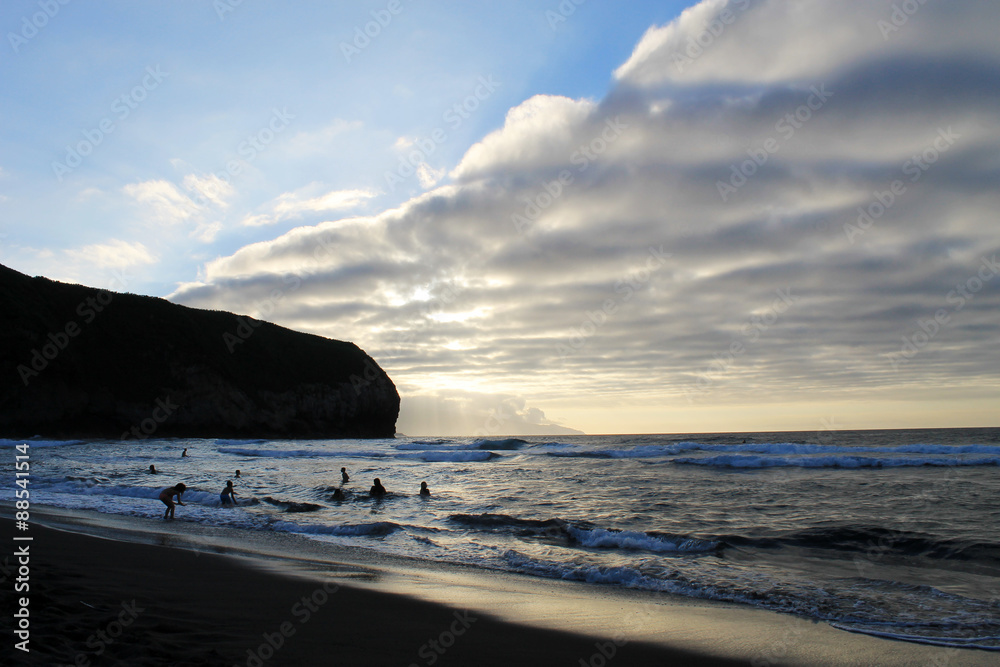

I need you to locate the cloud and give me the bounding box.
[123,179,200,225]
[241,183,379,227]
[170,0,1000,433]
[65,239,158,269]
[397,388,584,437]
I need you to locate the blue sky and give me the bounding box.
[3,1,999,436]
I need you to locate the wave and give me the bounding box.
[263,497,325,513]
[723,526,1000,565]
[272,520,403,537]
[218,447,385,458]
[544,441,1000,460]
[395,450,495,462]
[448,513,718,554]
[0,438,89,448]
[671,454,1000,468]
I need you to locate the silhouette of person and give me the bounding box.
[182,448,188,457]
[149,464,157,474]
[419,481,430,497]
[220,480,238,506]
[159,483,186,519]
[341,467,349,483]
[235,469,241,478]
[370,478,387,497]
[331,488,345,501]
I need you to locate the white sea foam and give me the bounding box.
[272,520,401,537]
[568,526,719,553]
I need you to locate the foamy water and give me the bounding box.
[3,428,999,650]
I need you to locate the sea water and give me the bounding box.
[2,428,999,650]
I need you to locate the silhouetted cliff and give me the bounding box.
[0,264,399,439]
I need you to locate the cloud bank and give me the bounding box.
[171,0,1000,435]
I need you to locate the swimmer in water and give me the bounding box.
[220,480,237,507]
[341,467,349,483]
[235,469,241,478]
[370,478,387,497]
[181,448,188,457]
[419,481,430,497]
[149,464,157,474]
[159,483,186,520]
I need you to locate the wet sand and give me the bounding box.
[1,506,991,666]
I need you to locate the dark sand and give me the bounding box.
[2,507,992,666]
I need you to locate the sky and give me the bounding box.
[2,1,998,437]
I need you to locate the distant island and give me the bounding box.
[0,264,399,439]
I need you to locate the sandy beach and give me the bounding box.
[2,505,994,666]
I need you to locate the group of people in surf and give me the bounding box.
[153,453,430,520]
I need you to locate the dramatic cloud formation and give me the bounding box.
[169,0,999,435]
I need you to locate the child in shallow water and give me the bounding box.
[220,480,238,506]
[158,483,186,519]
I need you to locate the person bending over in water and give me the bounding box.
[341,467,349,483]
[159,483,186,519]
[220,480,238,506]
[419,481,430,497]
[149,464,157,474]
[370,478,387,497]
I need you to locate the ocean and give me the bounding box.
[3,427,999,651]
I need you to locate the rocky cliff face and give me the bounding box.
[0,264,399,439]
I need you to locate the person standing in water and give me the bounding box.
[235,470,241,478]
[220,480,238,506]
[341,467,349,483]
[181,448,188,457]
[370,478,386,497]
[148,464,157,474]
[419,481,430,497]
[159,483,186,519]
